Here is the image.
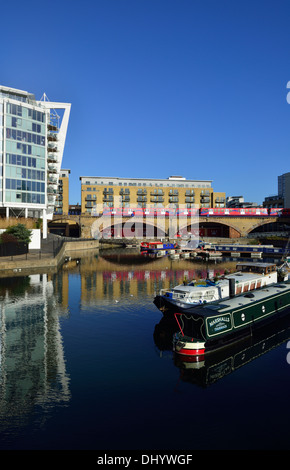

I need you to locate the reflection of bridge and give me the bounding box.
[49,213,289,239]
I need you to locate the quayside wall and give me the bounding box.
[0,239,99,276]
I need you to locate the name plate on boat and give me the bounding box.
[206,313,232,337]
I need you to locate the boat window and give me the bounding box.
[203,290,216,299]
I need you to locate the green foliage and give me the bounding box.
[3,224,32,244]
[35,218,42,229]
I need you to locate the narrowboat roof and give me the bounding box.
[236,262,276,269]
[182,283,290,318]
[173,269,276,294]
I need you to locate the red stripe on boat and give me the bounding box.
[176,348,205,356]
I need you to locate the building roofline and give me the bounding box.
[79,176,213,183]
[0,85,30,95]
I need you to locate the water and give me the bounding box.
[0,248,290,451]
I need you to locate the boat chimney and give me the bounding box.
[229,278,236,297]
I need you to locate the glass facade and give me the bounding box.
[0,85,71,233]
[0,103,3,203]
[4,102,46,205]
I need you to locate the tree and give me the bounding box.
[4,224,32,244]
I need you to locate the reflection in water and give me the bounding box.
[154,309,290,388]
[1,248,288,450]
[0,274,70,436]
[76,248,237,308]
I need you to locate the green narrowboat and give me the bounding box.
[173,281,290,358]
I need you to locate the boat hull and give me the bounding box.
[173,282,290,357]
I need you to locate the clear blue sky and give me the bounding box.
[1,0,290,205]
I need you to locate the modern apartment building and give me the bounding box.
[54,169,70,215]
[79,175,226,214]
[278,172,290,207]
[0,85,71,236]
[263,172,290,208]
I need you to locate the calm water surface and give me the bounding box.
[0,248,289,450]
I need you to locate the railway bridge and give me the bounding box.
[48,213,290,240]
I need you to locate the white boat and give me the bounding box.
[154,262,289,314]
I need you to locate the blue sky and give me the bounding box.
[1,0,290,205]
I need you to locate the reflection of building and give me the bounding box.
[76,252,231,307]
[79,175,226,214]
[0,274,70,425]
[0,85,71,237]
[263,172,290,208]
[54,169,70,215]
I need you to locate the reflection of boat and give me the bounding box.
[191,244,223,260]
[169,252,180,260]
[140,241,176,253]
[174,314,290,388]
[154,262,284,314]
[172,279,290,358]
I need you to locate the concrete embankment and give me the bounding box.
[0,238,99,277]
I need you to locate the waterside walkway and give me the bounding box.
[0,234,99,277]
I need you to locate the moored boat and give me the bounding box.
[140,241,176,253]
[173,279,290,358]
[154,262,288,314]
[190,243,222,260]
[173,313,290,386]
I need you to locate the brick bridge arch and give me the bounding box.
[49,214,281,239]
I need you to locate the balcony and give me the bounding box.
[48,177,57,184]
[47,132,58,142]
[48,164,57,173]
[47,123,58,132]
[47,188,57,195]
[151,190,164,196]
[215,197,225,203]
[48,142,57,151]
[151,196,164,203]
[47,153,57,162]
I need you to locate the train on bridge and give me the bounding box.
[95,207,290,217]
